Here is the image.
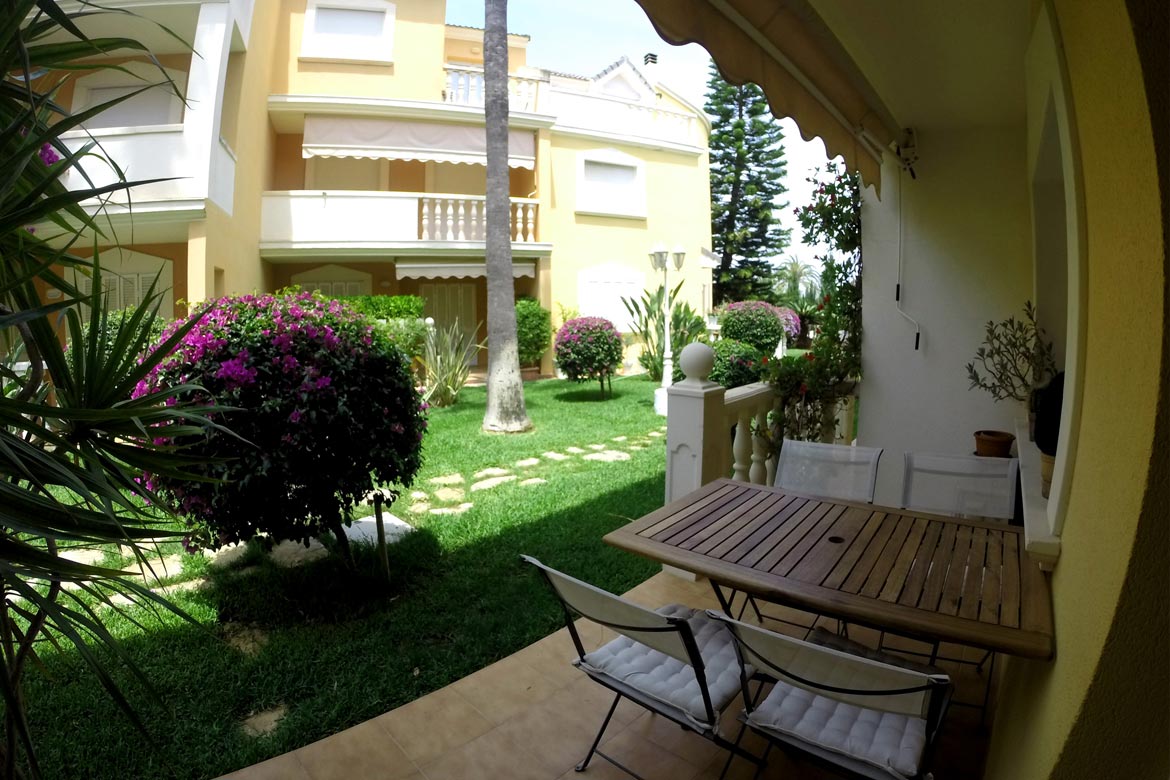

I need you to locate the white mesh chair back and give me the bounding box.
[775,439,883,503]
[709,611,946,718]
[902,452,1019,520]
[521,555,693,665]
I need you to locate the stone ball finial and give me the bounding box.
[679,342,715,381]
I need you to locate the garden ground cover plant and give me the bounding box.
[20,377,664,780]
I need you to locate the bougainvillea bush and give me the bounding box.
[709,339,764,389]
[554,316,623,397]
[135,290,427,557]
[718,300,800,354]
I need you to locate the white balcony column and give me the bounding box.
[185,3,233,205]
[665,343,727,504]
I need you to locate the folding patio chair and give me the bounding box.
[774,439,884,502]
[898,451,1019,718]
[901,451,1017,521]
[710,611,953,780]
[734,440,884,630]
[521,555,763,779]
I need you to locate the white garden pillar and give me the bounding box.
[665,343,727,504]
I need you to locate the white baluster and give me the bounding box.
[421,197,432,239]
[477,200,487,240]
[443,199,454,240]
[750,403,769,485]
[510,202,519,241]
[766,393,782,487]
[524,203,535,242]
[455,199,466,240]
[732,412,752,482]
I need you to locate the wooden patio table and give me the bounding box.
[604,478,1054,659]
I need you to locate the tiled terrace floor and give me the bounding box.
[220,571,991,780]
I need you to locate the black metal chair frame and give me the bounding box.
[714,612,954,780]
[524,556,765,780]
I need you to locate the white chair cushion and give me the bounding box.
[748,680,928,779]
[578,604,745,730]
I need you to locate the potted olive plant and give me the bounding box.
[965,301,1057,456]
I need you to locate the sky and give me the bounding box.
[444,0,836,278]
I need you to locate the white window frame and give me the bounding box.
[300,0,396,65]
[72,62,187,131]
[73,250,175,320]
[575,148,646,220]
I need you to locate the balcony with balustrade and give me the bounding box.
[259,190,547,260]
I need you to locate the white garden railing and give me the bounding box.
[664,343,781,503]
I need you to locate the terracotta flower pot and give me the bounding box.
[974,429,1015,458]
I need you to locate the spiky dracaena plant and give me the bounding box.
[0,3,222,777]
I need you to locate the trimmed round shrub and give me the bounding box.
[719,301,801,353]
[515,297,552,366]
[709,339,764,389]
[135,290,427,553]
[555,316,623,393]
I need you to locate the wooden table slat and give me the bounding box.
[645,484,748,541]
[979,530,1004,624]
[938,524,974,616]
[602,479,1053,659]
[724,496,817,565]
[789,506,877,586]
[730,500,823,568]
[917,523,958,612]
[843,514,903,594]
[958,527,990,620]
[771,503,850,579]
[822,511,887,591]
[896,520,944,608]
[1000,532,1022,628]
[668,489,782,549]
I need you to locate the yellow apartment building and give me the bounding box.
[51,0,715,372]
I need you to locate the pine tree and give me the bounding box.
[705,62,790,303]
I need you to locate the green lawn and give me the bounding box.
[23,376,666,780]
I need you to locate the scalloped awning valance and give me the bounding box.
[634,0,900,191]
[303,116,536,169]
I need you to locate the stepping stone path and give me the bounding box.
[430,502,473,515]
[565,447,586,454]
[207,543,249,569]
[584,450,631,462]
[515,457,540,467]
[434,487,465,502]
[542,452,568,461]
[344,516,414,545]
[242,704,286,738]
[587,444,606,451]
[269,539,329,568]
[224,623,269,656]
[520,478,547,486]
[59,548,105,567]
[410,490,429,500]
[612,436,628,442]
[474,467,510,479]
[430,474,465,486]
[471,475,516,492]
[648,431,663,437]
[410,501,430,513]
[154,579,205,597]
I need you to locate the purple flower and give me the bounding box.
[39,143,59,166]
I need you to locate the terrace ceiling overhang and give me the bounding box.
[303,116,536,169]
[634,0,902,190]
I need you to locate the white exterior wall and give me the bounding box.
[857,127,1032,507]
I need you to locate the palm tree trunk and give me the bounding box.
[482,0,532,433]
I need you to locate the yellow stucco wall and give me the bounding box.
[271,0,446,100]
[542,135,713,324]
[983,1,1167,777]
